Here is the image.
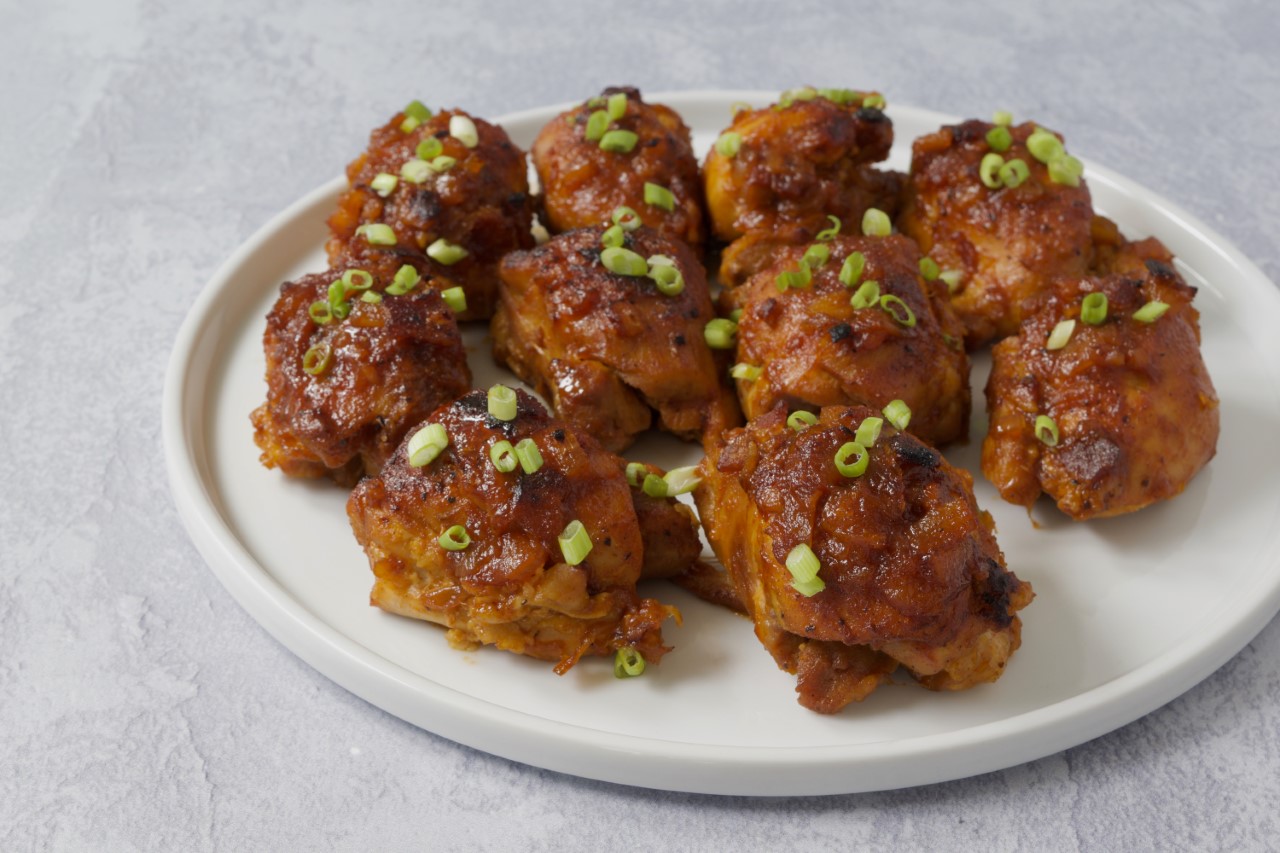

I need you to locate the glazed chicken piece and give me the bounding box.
[702,87,896,246]
[983,239,1219,519]
[493,225,741,453]
[897,119,1094,348]
[533,86,707,249]
[327,102,536,321]
[727,232,970,447]
[696,405,1033,713]
[251,264,470,486]
[347,389,683,672]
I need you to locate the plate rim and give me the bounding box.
[162,89,1280,796]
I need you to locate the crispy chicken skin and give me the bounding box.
[327,106,536,321]
[898,120,1094,348]
[727,233,971,447]
[250,265,471,486]
[347,390,681,672]
[703,90,895,245]
[695,405,1032,713]
[982,241,1219,519]
[492,226,741,453]
[533,87,707,249]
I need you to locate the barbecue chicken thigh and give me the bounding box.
[726,231,970,447]
[983,239,1219,519]
[327,103,536,320]
[696,405,1032,713]
[347,389,683,672]
[533,87,707,249]
[493,225,741,453]
[898,119,1094,348]
[251,264,470,486]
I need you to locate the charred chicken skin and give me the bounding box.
[727,232,971,447]
[251,265,471,486]
[702,88,896,247]
[347,389,682,673]
[897,120,1094,348]
[493,226,741,453]
[533,87,707,249]
[982,240,1219,519]
[327,105,536,321]
[696,405,1032,713]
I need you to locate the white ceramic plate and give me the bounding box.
[163,91,1280,796]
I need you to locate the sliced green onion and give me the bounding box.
[1035,415,1060,447]
[802,243,830,269]
[715,131,742,157]
[818,88,859,105]
[663,465,701,495]
[1133,300,1170,323]
[427,238,469,265]
[416,137,443,160]
[400,158,431,184]
[489,440,518,473]
[360,291,382,304]
[648,262,684,296]
[730,100,752,114]
[850,279,880,309]
[614,646,645,678]
[647,254,675,267]
[309,300,333,324]
[730,363,762,381]
[1048,154,1084,187]
[302,343,332,376]
[993,110,1013,126]
[861,208,891,237]
[880,294,917,327]
[600,129,639,152]
[775,260,813,292]
[400,99,431,132]
[600,246,648,276]
[427,155,457,174]
[488,384,518,421]
[355,223,396,245]
[642,473,668,498]
[328,279,349,306]
[601,224,625,249]
[342,269,373,291]
[606,92,628,121]
[449,114,478,148]
[785,543,825,596]
[939,269,963,292]
[441,286,466,313]
[986,125,1012,152]
[625,462,647,487]
[704,318,737,349]
[438,525,471,551]
[862,93,886,109]
[816,215,841,242]
[882,399,912,431]
[407,423,449,467]
[834,441,869,478]
[854,416,883,447]
[1081,292,1108,325]
[729,308,743,323]
[787,410,818,431]
[612,206,641,230]
[370,172,398,197]
[560,517,593,563]
[1046,318,1076,350]
[387,264,420,295]
[515,438,543,474]
[330,300,351,321]
[586,95,606,108]
[778,86,817,107]
[999,158,1030,189]
[839,251,866,287]
[919,257,940,281]
[644,182,675,212]
[1027,129,1065,164]
[585,109,609,142]
[980,152,1004,189]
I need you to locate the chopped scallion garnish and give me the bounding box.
[309,300,333,324]
[787,410,818,431]
[370,172,398,197]
[360,291,382,304]
[438,524,471,551]
[648,261,684,296]
[939,269,963,292]
[919,257,940,281]
[427,238,469,266]
[663,466,701,495]
[342,269,373,291]
[642,473,668,498]
[302,343,332,376]
[1081,292,1108,325]
[601,224,625,249]
[607,92,628,121]
[427,155,457,174]
[558,520,593,566]
[850,280,880,309]
[612,206,641,231]
[1132,300,1170,323]
[993,110,1013,126]
[441,286,466,313]
[775,261,812,292]
[816,215,841,242]
[704,318,737,349]
[407,423,449,467]
[879,294,916,327]
[882,399,911,431]
[585,109,609,142]
[839,251,866,288]
[489,440,518,473]
[386,264,420,296]
[1048,154,1084,187]
[1027,128,1065,164]
[986,125,1012,153]
[488,384,518,421]
[515,438,543,474]
[854,416,883,447]
[625,462,647,487]
[785,543,825,596]
[1035,415,1060,447]
[601,246,648,276]
[1046,319,1076,350]
[715,131,742,158]
[999,158,1030,188]
[861,208,891,237]
[614,646,645,678]
[355,223,396,245]
[448,114,478,148]
[834,441,869,478]
[980,152,1004,189]
[416,137,443,160]
[599,129,638,152]
[802,243,830,269]
[644,182,675,212]
[730,363,761,381]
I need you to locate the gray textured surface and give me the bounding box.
[3,0,1279,850]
